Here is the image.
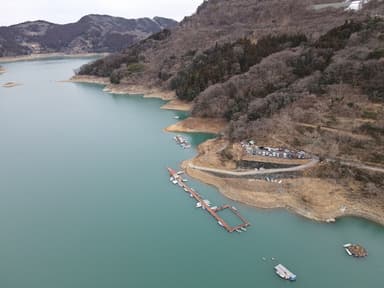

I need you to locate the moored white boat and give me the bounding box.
[274,264,296,281]
[203,200,211,207]
[345,248,353,256]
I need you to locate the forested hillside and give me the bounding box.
[78,0,384,167]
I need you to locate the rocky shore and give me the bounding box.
[70,75,175,101]
[165,117,226,134]
[161,99,192,111]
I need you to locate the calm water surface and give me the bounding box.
[0,58,383,288]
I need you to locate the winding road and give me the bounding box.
[188,158,319,176]
[189,156,384,177]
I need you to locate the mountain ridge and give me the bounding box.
[0,15,177,57]
[78,0,383,87]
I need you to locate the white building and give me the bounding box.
[345,0,370,11]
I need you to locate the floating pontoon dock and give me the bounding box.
[168,167,250,233]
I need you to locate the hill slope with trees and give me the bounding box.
[77,0,384,208]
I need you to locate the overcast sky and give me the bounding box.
[1,0,205,26]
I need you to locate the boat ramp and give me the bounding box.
[168,167,250,233]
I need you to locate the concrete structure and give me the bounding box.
[345,0,371,11]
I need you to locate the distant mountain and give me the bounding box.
[0,15,177,57]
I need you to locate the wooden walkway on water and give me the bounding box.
[168,168,250,233]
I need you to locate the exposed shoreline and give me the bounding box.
[71,75,384,226]
[69,75,110,85]
[70,75,176,101]
[183,159,384,226]
[0,66,5,74]
[161,99,192,111]
[192,141,384,226]
[165,117,227,134]
[0,52,107,63]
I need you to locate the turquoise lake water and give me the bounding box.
[0,58,383,288]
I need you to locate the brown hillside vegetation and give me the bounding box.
[79,0,373,85]
[79,0,384,169]
[78,0,384,223]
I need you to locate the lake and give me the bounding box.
[0,58,383,288]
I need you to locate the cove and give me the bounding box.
[0,58,383,288]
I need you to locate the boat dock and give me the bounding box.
[168,167,250,233]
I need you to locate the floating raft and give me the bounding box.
[344,243,368,257]
[274,264,297,281]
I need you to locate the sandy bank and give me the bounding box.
[0,53,107,63]
[69,75,110,85]
[165,117,227,134]
[181,138,384,226]
[103,84,175,101]
[161,99,192,111]
[70,75,176,101]
[0,66,5,74]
